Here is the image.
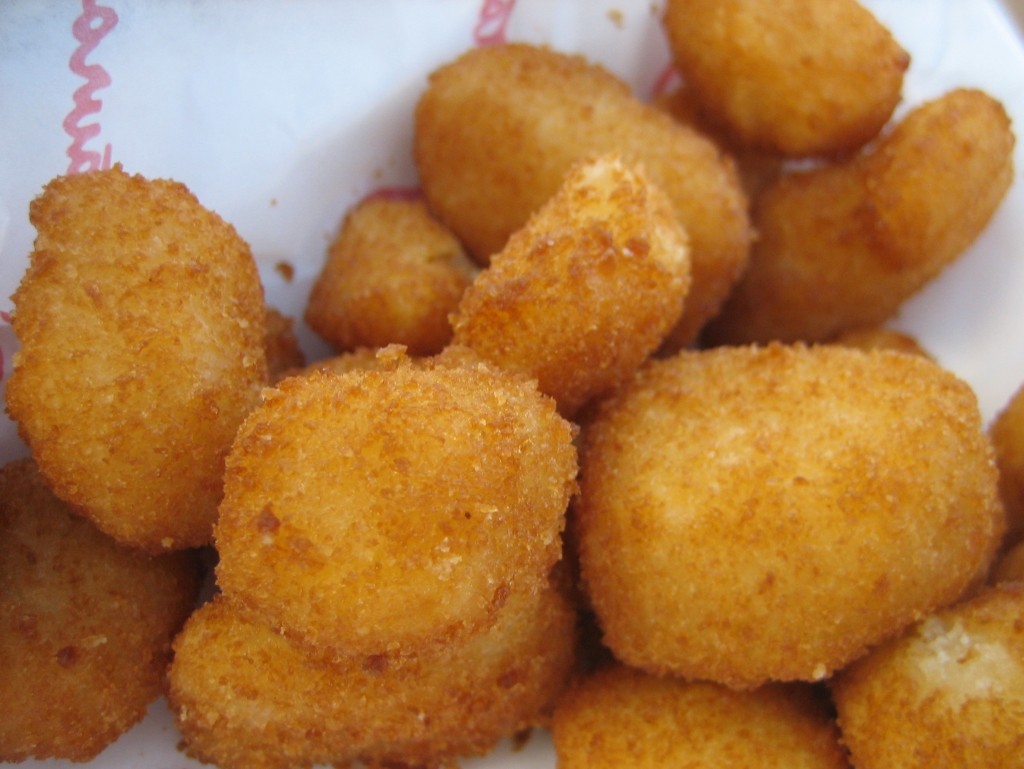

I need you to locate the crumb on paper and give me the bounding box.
[608,9,624,28]
[270,198,277,207]
[275,261,295,283]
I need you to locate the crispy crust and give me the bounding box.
[5,166,267,552]
[577,344,1004,688]
[0,459,200,761]
[214,356,578,657]
[451,155,690,417]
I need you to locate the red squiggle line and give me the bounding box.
[363,187,422,203]
[651,63,682,100]
[474,0,516,47]
[63,0,119,175]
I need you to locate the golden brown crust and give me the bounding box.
[450,154,690,417]
[304,198,476,357]
[831,584,1024,768]
[5,166,267,552]
[168,586,577,769]
[577,344,1004,688]
[662,0,908,157]
[0,459,200,761]
[214,356,578,657]
[414,42,750,348]
[704,89,1015,346]
[553,664,848,768]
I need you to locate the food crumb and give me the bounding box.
[275,261,295,282]
[608,9,624,28]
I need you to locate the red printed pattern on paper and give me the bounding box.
[474,0,516,46]
[63,0,119,174]
[651,63,682,100]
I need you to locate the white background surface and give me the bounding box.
[1,1,1023,767]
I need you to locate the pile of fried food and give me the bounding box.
[3,0,1023,767]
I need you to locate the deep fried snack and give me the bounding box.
[830,326,933,359]
[662,0,908,157]
[577,344,1005,689]
[214,354,578,657]
[169,584,577,769]
[414,42,750,348]
[652,84,783,201]
[552,664,848,769]
[831,584,1024,768]
[990,382,1024,544]
[5,166,267,552]
[0,459,200,762]
[450,155,690,417]
[264,307,306,384]
[705,89,1015,345]
[305,197,476,357]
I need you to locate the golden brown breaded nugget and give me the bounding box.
[705,89,1015,346]
[264,307,305,384]
[214,354,577,658]
[305,197,476,357]
[414,42,750,348]
[991,382,1024,544]
[553,664,848,769]
[577,344,1004,689]
[169,585,577,769]
[831,584,1024,769]
[652,84,784,201]
[830,326,933,359]
[0,459,199,762]
[662,0,908,157]
[450,155,690,418]
[5,166,267,552]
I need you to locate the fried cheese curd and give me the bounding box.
[0,459,200,762]
[414,42,750,349]
[662,0,908,158]
[450,154,690,418]
[214,353,578,658]
[830,584,1024,768]
[5,166,268,553]
[576,344,1005,689]
[705,89,1015,346]
[304,197,477,357]
[990,381,1024,544]
[552,664,849,769]
[169,583,577,769]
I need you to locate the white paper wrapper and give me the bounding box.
[1,1,1023,767]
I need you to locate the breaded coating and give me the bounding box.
[5,166,267,552]
[652,83,784,202]
[0,459,200,762]
[993,540,1024,585]
[214,355,578,657]
[576,344,1005,689]
[414,42,750,348]
[450,155,690,418]
[991,381,1024,544]
[662,0,908,158]
[830,326,933,359]
[831,584,1024,768]
[169,586,577,769]
[263,307,305,384]
[552,664,848,769]
[705,89,1015,345]
[305,198,476,357]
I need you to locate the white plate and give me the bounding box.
[1,1,1023,767]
